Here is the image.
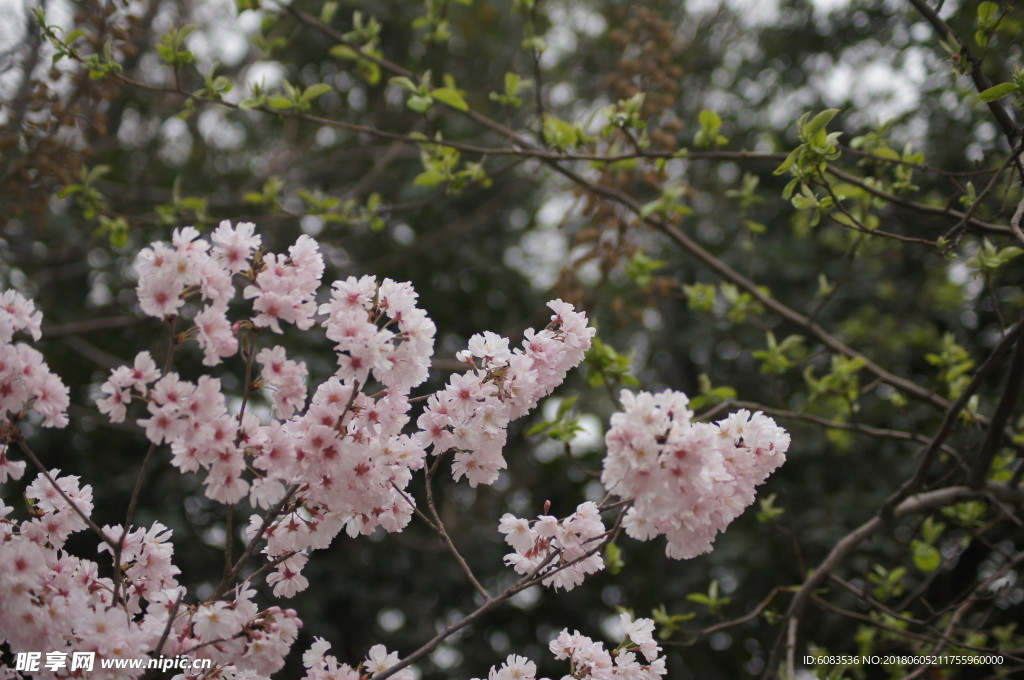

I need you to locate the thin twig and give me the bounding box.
[881,319,1024,516]
[15,438,116,548]
[210,484,300,600]
[763,482,1024,680]
[423,451,491,600]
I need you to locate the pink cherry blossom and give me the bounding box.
[602,389,789,559]
[499,501,606,591]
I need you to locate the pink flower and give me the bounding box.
[500,502,606,591]
[139,402,186,445]
[256,345,308,418]
[243,238,323,333]
[194,600,243,641]
[416,299,593,485]
[212,219,261,274]
[365,644,413,680]
[128,351,161,392]
[267,553,310,598]
[195,305,238,366]
[602,389,789,559]
[0,290,43,343]
[137,271,185,319]
[0,303,70,429]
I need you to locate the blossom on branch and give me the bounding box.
[0,290,69,435]
[499,501,607,591]
[602,389,790,559]
[417,299,596,486]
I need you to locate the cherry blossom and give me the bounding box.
[1,223,793,680]
[499,501,607,591]
[473,614,665,680]
[602,389,790,559]
[416,299,595,487]
[0,290,69,434]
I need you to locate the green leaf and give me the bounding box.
[413,169,446,187]
[773,148,800,176]
[85,164,112,184]
[301,83,333,101]
[583,338,639,388]
[430,87,469,111]
[57,184,81,200]
[388,75,419,92]
[979,82,1017,102]
[556,395,579,419]
[504,72,530,95]
[330,45,360,60]
[543,114,586,150]
[407,94,433,112]
[978,1,999,23]
[109,219,128,248]
[802,108,840,139]
[872,146,901,161]
[652,605,696,639]
[695,109,727,147]
[526,420,553,436]
[912,541,941,572]
[686,580,730,614]
[698,109,721,131]
[267,96,294,110]
[756,493,785,522]
[320,1,339,24]
[625,252,667,287]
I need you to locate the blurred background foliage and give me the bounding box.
[2,0,1024,678]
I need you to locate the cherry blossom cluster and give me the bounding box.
[300,637,413,680]
[1,471,152,678]
[154,584,302,678]
[602,390,790,559]
[97,348,427,595]
[247,380,428,597]
[0,290,70,454]
[498,501,607,591]
[135,222,324,365]
[98,353,253,505]
[1,467,305,679]
[102,229,596,607]
[91,224,440,595]
[136,225,238,364]
[416,300,596,486]
[320,275,436,394]
[3,222,704,680]
[90,222,597,600]
[471,613,666,680]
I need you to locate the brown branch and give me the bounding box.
[814,174,938,246]
[969,331,1024,489]
[824,164,1010,237]
[939,141,1022,246]
[210,484,301,601]
[15,438,117,549]
[372,508,626,680]
[729,400,959,454]
[763,482,1024,679]
[900,547,1024,679]
[882,319,1024,516]
[423,451,491,600]
[42,315,144,338]
[666,586,793,645]
[113,316,178,604]
[906,0,1019,147]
